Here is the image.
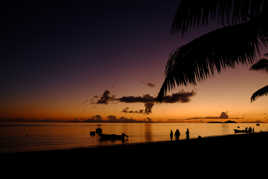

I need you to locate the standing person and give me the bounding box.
[170,130,174,141]
[249,127,252,134]
[186,128,190,140]
[175,129,180,141]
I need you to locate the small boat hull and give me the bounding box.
[234,129,247,133]
[98,133,128,142]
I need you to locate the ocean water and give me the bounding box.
[0,122,267,153]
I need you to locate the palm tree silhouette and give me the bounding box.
[158,0,268,100]
[250,54,268,102]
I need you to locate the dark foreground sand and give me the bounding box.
[2,133,266,174]
[2,132,268,163]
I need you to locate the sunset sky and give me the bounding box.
[1,0,268,122]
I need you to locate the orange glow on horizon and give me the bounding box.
[1,64,268,123]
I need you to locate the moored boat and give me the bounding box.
[234,129,247,133]
[234,127,254,134]
[98,133,128,142]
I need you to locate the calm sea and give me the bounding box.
[0,122,267,153]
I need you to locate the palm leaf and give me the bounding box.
[251,85,268,102]
[157,20,268,100]
[172,0,267,34]
[250,59,268,72]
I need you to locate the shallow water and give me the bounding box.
[0,122,267,153]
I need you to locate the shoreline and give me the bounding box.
[2,132,268,161]
[0,120,265,123]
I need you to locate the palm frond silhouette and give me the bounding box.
[250,58,268,72]
[250,58,268,102]
[251,85,268,102]
[158,0,268,101]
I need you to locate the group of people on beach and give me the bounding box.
[170,128,190,141]
[245,127,255,134]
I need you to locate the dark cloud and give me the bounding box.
[94,90,196,115]
[160,91,195,103]
[144,102,154,114]
[122,107,146,114]
[82,96,100,106]
[119,94,154,103]
[118,91,195,104]
[139,109,145,113]
[141,82,156,88]
[147,82,155,88]
[219,112,229,119]
[97,90,116,104]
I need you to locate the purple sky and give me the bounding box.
[1,1,268,121]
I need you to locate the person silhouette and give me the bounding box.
[175,129,180,141]
[170,130,174,141]
[186,128,190,140]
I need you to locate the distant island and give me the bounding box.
[187,112,245,123]
[208,120,237,124]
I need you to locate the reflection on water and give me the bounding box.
[220,123,230,134]
[144,124,152,142]
[1,122,268,153]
